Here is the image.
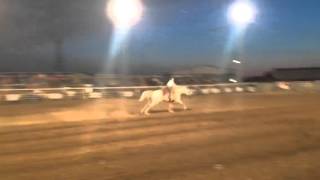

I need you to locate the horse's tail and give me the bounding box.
[139,91,149,102]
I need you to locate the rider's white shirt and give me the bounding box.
[167,78,175,87]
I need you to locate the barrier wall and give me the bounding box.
[0,81,319,102]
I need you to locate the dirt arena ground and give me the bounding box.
[0,93,320,179]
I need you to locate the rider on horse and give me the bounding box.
[165,78,176,102]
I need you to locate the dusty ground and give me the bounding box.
[0,93,320,180]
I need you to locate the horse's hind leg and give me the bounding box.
[140,100,150,114]
[144,100,159,115]
[144,103,153,115]
[144,105,151,115]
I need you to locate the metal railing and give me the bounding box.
[0,81,319,102]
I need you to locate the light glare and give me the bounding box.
[228,0,257,26]
[232,59,241,64]
[107,0,143,29]
[229,78,238,83]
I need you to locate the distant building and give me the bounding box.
[271,67,320,81]
[244,67,320,82]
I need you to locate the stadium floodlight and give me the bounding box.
[106,0,143,29]
[105,0,144,60]
[229,78,238,83]
[228,0,257,27]
[232,59,241,64]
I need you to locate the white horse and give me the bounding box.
[139,86,193,115]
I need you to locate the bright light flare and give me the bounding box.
[106,0,143,29]
[232,59,241,64]
[228,0,257,27]
[229,78,238,83]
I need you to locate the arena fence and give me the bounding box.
[0,81,319,102]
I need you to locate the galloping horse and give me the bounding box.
[139,86,193,115]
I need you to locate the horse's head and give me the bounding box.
[176,86,193,96]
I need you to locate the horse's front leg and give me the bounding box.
[176,99,187,110]
[168,103,174,113]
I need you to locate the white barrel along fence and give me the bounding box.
[0,81,319,103]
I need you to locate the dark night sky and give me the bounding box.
[0,0,319,75]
